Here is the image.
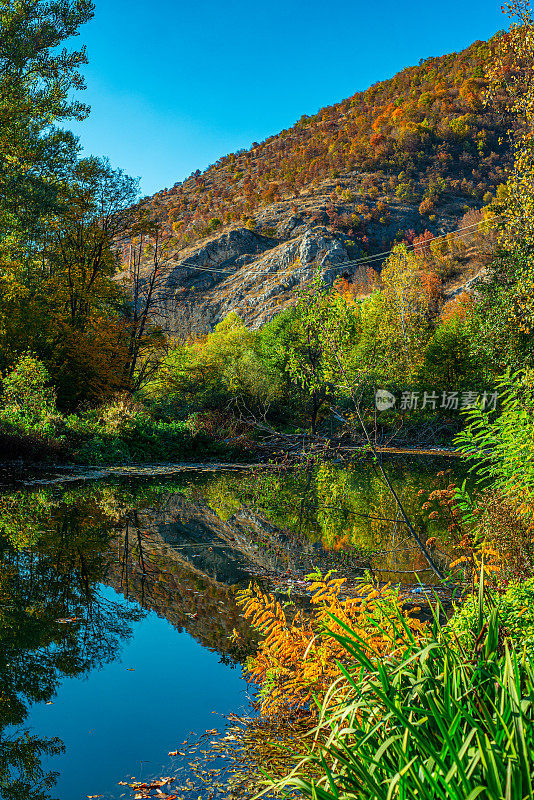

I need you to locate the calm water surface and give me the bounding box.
[0,458,464,799]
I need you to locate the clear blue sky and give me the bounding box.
[70,0,507,197]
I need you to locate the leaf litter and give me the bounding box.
[110,711,292,800]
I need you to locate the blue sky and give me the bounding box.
[70,0,507,197]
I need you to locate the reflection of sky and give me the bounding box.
[24,585,251,800]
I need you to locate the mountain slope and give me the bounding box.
[124,35,512,334]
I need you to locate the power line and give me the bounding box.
[163,211,506,281]
[340,212,506,268]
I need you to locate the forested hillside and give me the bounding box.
[135,36,511,252]
[116,35,516,338]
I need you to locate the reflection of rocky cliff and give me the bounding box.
[106,527,255,664]
[118,491,330,577]
[104,493,286,663]
[103,492,357,662]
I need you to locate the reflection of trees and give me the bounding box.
[201,458,462,584]
[0,493,142,800]
[0,461,465,798]
[0,732,64,800]
[108,516,256,664]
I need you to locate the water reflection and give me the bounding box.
[172,457,463,582]
[0,491,142,798]
[0,456,464,798]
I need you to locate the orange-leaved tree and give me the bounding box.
[237,574,426,717]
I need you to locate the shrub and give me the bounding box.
[448,577,534,658]
[474,490,534,581]
[456,372,534,527]
[270,592,534,800]
[419,196,434,216]
[0,354,60,435]
[96,393,151,435]
[238,574,427,717]
[395,180,418,202]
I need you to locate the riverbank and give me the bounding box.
[0,416,251,466]
[0,415,464,473]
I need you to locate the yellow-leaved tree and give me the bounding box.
[237,574,426,717]
[357,244,441,382]
[488,0,534,248]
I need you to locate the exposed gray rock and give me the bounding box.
[155,226,354,334]
[164,228,275,289]
[130,169,474,338]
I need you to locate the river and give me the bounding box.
[0,456,464,799]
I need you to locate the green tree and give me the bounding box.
[467,1,534,379]
[0,157,141,407]
[467,247,534,378]
[285,280,361,433]
[0,353,58,432]
[0,0,94,261]
[41,157,140,405]
[0,0,96,384]
[361,245,439,383]
[418,318,483,391]
[487,0,534,249]
[148,312,282,416]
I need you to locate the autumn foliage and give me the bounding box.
[134,37,512,251]
[237,574,426,717]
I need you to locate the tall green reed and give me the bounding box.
[269,582,534,800]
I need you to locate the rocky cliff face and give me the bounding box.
[145,170,471,336]
[156,224,355,333]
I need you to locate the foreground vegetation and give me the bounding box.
[218,363,534,798]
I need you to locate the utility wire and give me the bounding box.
[335,211,506,268]
[163,211,506,278]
